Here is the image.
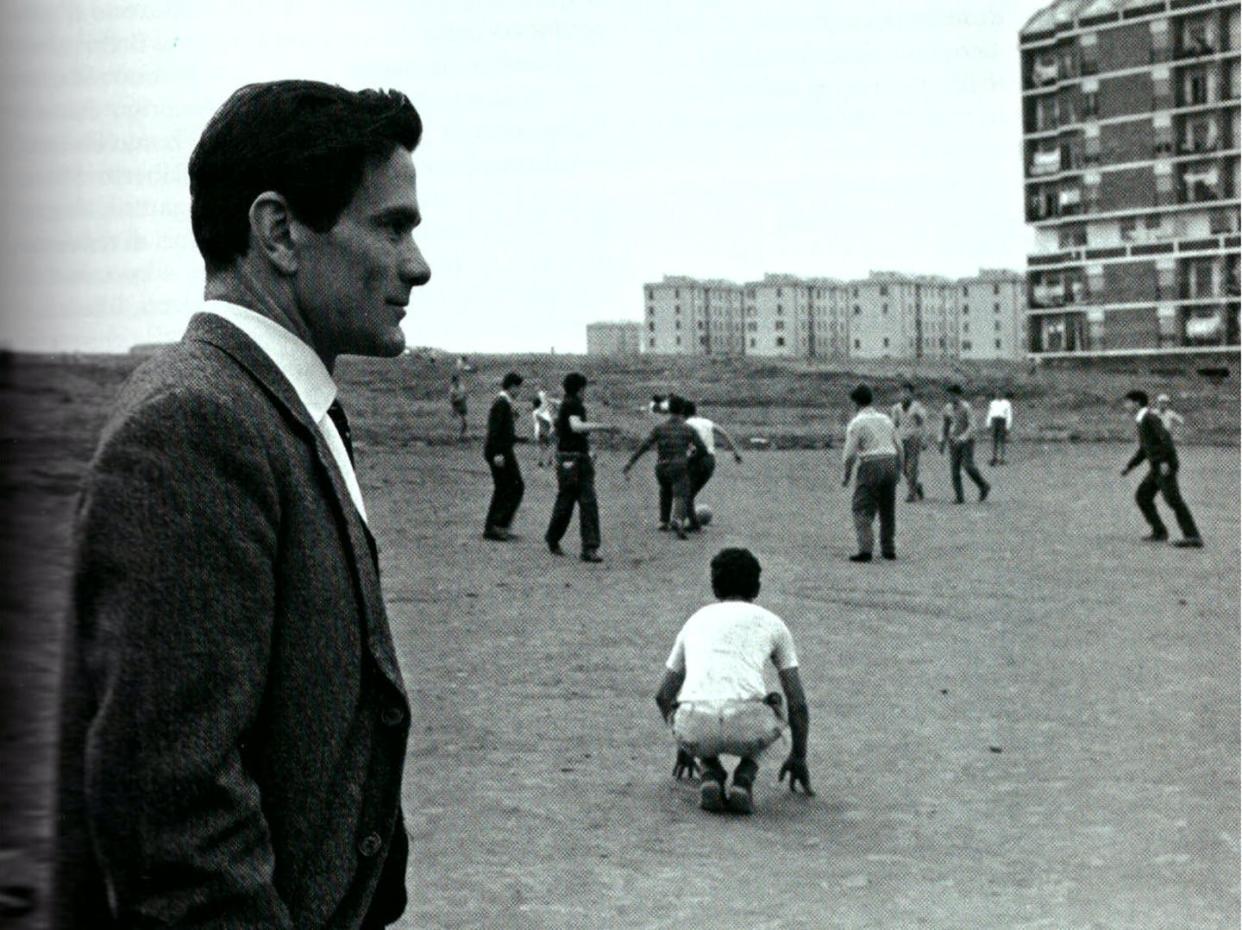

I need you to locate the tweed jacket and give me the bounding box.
[54,313,411,929]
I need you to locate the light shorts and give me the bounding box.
[671,699,786,759]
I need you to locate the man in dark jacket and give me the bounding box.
[1121,389,1202,547]
[54,81,430,929]
[483,371,524,540]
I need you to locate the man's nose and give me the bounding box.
[399,239,431,287]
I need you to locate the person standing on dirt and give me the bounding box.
[889,382,927,502]
[449,372,468,440]
[622,395,710,539]
[1120,389,1202,548]
[545,371,615,562]
[655,547,814,815]
[939,384,990,504]
[483,371,524,541]
[986,391,1013,467]
[842,383,902,562]
[682,400,743,527]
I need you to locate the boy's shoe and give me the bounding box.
[656,522,670,531]
[546,541,565,555]
[580,549,603,563]
[1173,537,1204,548]
[979,484,990,502]
[1141,532,1169,542]
[848,552,872,563]
[725,782,755,815]
[699,778,726,813]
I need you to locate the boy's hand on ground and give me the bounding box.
[673,749,698,781]
[778,756,815,796]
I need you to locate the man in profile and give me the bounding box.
[939,383,990,504]
[842,383,902,562]
[54,81,430,929]
[889,381,927,502]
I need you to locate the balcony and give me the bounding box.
[1029,148,1063,177]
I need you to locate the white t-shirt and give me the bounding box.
[665,601,798,702]
[987,398,1013,427]
[684,415,716,455]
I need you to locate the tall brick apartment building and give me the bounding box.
[1021,0,1240,356]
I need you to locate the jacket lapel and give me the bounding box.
[184,313,407,696]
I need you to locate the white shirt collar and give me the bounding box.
[498,389,513,403]
[203,300,337,423]
[1135,406,1148,423]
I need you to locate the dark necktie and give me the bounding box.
[327,399,355,466]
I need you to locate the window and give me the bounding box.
[647,306,654,317]
[699,336,707,345]
[853,305,861,315]
[993,284,1000,295]
[646,288,653,300]
[854,338,861,349]
[749,338,756,348]
[775,337,785,347]
[879,285,888,296]
[649,338,655,348]
[776,288,782,298]
[774,320,785,331]
[995,320,1002,332]
[962,286,969,297]
[963,340,972,350]
[675,320,681,330]
[963,304,969,315]
[675,305,681,314]
[648,322,655,332]
[675,336,681,346]
[882,337,889,348]
[994,302,1001,312]
[963,321,970,333]
[776,304,783,315]
[675,289,680,298]
[995,339,1002,349]
[882,304,888,315]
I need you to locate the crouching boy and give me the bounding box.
[655,547,814,814]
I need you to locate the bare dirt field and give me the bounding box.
[3,353,1239,929]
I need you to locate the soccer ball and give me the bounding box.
[695,504,713,527]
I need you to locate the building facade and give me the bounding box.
[585,321,642,356]
[1021,0,1240,356]
[643,276,745,356]
[643,270,1026,361]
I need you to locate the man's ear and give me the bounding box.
[249,192,299,275]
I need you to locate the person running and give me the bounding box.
[889,382,928,502]
[449,372,468,440]
[1121,389,1202,548]
[545,372,615,562]
[939,384,990,504]
[532,389,557,467]
[683,400,743,529]
[655,547,814,815]
[987,391,1014,466]
[483,371,524,541]
[1153,392,1185,439]
[842,383,902,562]
[622,395,709,539]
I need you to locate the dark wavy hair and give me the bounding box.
[710,548,762,601]
[189,80,422,271]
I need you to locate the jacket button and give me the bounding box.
[381,706,404,727]
[358,832,383,858]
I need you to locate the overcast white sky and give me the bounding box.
[1,1,1045,354]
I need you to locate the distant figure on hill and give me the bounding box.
[449,373,468,439]
[939,384,990,504]
[622,395,709,539]
[842,383,902,562]
[483,371,524,541]
[531,389,557,467]
[986,391,1014,467]
[889,381,928,502]
[455,354,475,374]
[683,400,744,528]
[1120,390,1202,548]
[1153,393,1185,439]
[655,548,814,815]
[545,371,617,562]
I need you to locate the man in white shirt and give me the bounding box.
[1153,392,1185,439]
[682,400,743,529]
[655,548,814,814]
[986,391,1014,466]
[55,80,430,929]
[842,383,903,562]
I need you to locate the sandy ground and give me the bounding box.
[5,426,1239,928]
